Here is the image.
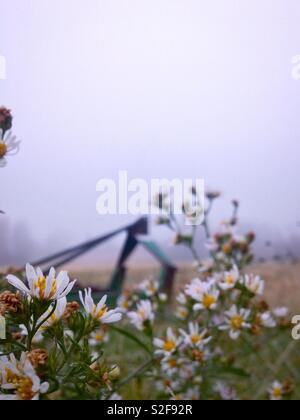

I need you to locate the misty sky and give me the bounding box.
[1,0,300,262]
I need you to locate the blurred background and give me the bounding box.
[0,0,300,267]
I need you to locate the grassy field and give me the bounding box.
[68,261,300,400]
[71,261,300,313]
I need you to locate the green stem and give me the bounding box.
[27,301,57,351]
[111,358,155,394]
[110,325,152,356]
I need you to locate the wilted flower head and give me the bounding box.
[0,290,21,313]
[0,107,12,133]
[79,288,122,324]
[206,191,221,201]
[27,349,49,370]
[63,301,80,320]
[7,264,76,301]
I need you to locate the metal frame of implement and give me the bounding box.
[31,217,177,301]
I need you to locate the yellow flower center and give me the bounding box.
[5,368,20,385]
[163,379,171,387]
[168,359,177,368]
[17,377,34,400]
[191,334,202,344]
[222,244,231,254]
[163,340,176,352]
[34,276,57,299]
[95,333,104,342]
[202,294,216,309]
[5,369,35,401]
[250,283,260,293]
[0,142,7,158]
[95,305,107,320]
[50,313,57,323]
[226,275,234,284]
[272,387,282,398]
[230,315,244,330]
[179,309,188,318]
[122,301,129,309]
[138,309,146,319]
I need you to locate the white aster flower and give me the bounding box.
[183,200,204,226]
[0,353,49,400]
[19,324,43,344]
[185,278,213,301]
[127,300,154,331]
[193,285,220,312]
[177,292,188,306]
[0,129,21,168]
[139,278,159,297]
[273,307,289,319]
[108,392,122,400]
[179,362,200,379]
[89,328,109,347]
[20,298,68,342]
[214,381,237,400]
[269,381,284,401]
[79,288,122,324]
[219,305,251,340]
[157,378,181,394]
[242,274,264,295]
[7,264,76,301]
[258,312,276,328]
[175,306,189,321]
[179,322,211,349]
[218,266,239,291]
[154,328,182,359]
[41,297,67,327]
[158,293,168,303]
[161,358,182,376]
[117,292,132,313]
[182,387,200,401]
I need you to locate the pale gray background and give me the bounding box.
[1,0,300,265]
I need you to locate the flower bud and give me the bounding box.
[27,349,49,369]
[0,107,13,133]
[109,365,121,381]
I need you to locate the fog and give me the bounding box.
[1,0,300,266]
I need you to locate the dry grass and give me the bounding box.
[71,261,300,312]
